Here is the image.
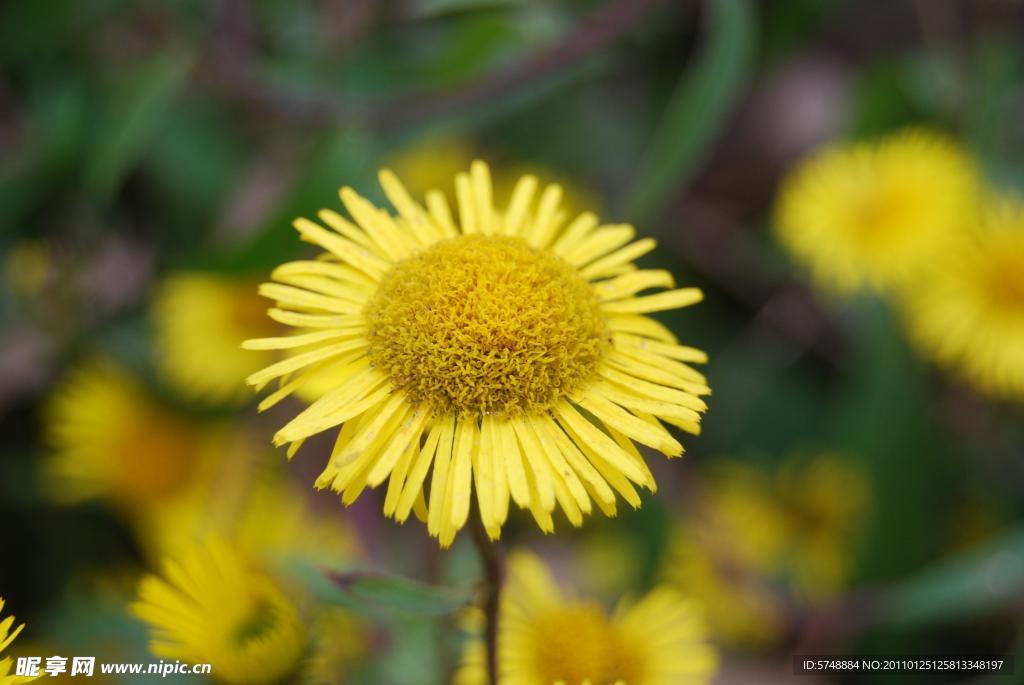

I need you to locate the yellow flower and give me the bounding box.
[385,136,480,201]
[773,456,870,595]
[775,129,977,294]
[146,463,356,567]
[132,539,306,685]
[662,537,786,646]
[900,197,1024,399]
[385,137,600,218]
[1,598,35,685]
[246,161,709,546]
[44,360,208,509]
[154,273,279,404]
[453,551,717,685]
[663,455,869,644]
[300,609,365,685]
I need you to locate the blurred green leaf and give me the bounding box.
[967,36,1024,187]
[83,52,191,206]
[881,526,1024,628]
[830,299,951,583]
[374,618,446,685]
[411,0,521,19]
[848,59,930,138]
[209,128,375,274]
[0,79,87,235]
[623,0,755,223]
[282,558,475,617]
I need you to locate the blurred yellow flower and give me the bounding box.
[385,137,601,218]
[4,240,52,300]
[247,160,709,546]
[132,539,306,685]
[663,455,869,644]
[44,360,209,509]
[453,551,717,685]
[900,197,1024,399]
[154,273,278,404]
[300,609,365,685]
[147,463,356,567]
[385,136,479,200]
[775,129,978,294]
[1,598,35,685]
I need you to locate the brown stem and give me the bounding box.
[469,514,504,685]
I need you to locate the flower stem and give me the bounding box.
[469,514,504,685]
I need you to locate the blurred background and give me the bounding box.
[1,0,1023,683]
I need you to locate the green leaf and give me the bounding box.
[880,526,1024,628]
[207,128,375,274]
[410,0,522,19]
[82,51,191,206]
[829,299,950,583]
[623,0,755,223]
[281,558,475,617]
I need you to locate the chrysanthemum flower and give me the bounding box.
[1,598,35,685]
[132,539,306,685]
[663,455,869,644]
[900,197,1024,399]
[246,161,709,546]
[45,360,207,508]
[154,273,279,403]
[775,129,977,294]
[453,551,717,685]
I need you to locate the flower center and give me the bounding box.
[113,414,199,505]
[232,597,278,647]
[529,604,642,685]
[985,254,1024,312]
[364,235,609,416]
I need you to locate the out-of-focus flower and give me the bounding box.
[153,273,278,404]
[0,598,35,685]
[385,137,601,217]
[900,197,1024,399]
[663,455,869,645]
[775,129,977,294]
[453,551,717,685]
[663,537,786,646]
[132,539,307,685]
[147,464,355,567]
[44,360,210,509]
[384,136,479,201]
[4,241,53,301]
[300,609,365,685]
[246,161,709,546]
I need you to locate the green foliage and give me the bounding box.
[283,559,475,618]
[882,526,1024,628]
[623,0,755,222]
[83,53,192,208]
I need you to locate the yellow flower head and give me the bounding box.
[146,464,356,567]
[775,129,978,294]
[246,161,710,546]
[1,598,35,685]
[453,551,717,685]
[385,137,600,218]
[45,360,207,509]
[132,539,306,685]
[154,273,278,404]
[663,455,869,644]
[901,196,1024,399]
